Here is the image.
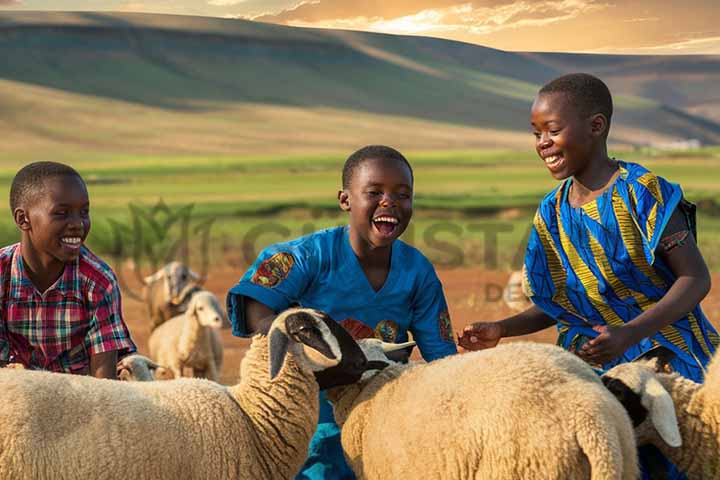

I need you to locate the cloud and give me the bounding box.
[598,35,720,55]
[256,0,608,39]
[207,0,249,6]
[252,0,463,23]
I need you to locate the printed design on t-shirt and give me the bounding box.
[374,320,399,343]
[251,252,295,288]
[438,310,454,343]
[339,318,375,340]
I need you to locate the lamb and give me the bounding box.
[327,340,638,480]
[116,354,175,381]
[142,261,200,330]
[148,290,227,382]
[0,308,376,480]
[602,350,718,479]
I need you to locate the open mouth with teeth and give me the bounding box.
[543,153,565,172]
[60,236,83,250]
[372,215,399,238]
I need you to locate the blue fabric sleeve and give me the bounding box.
[226,242,314,338]
[409,265,457,362]
[630,172,683,262]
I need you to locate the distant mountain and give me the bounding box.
[0,11,718,155]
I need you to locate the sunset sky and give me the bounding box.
[1,0,718,54]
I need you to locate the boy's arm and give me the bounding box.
[227,247,312,338]
[408,268,457,362]
[244,297,276,335]
[579,207,711,364]
[458,305,555,351]
[86,283,136,376]
[90,350,118,379]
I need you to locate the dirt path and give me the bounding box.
[118,265,720,385]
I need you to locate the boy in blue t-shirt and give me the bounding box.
[227,145,457,479]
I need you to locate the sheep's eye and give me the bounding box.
[198,306,204,311]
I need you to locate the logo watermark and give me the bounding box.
[109,200,214,301]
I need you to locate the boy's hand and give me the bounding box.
[577,325,636,365]
[457,322,503,351]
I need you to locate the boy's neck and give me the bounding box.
[348,231,392,291]
[570,148,617,204]
[19,238,66,293]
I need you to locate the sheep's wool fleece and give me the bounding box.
[330,342,638,480]
[645,353,720,479]
[0,334,318,480]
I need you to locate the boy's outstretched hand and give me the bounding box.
[457,322,503,351]
[577,324,636,365]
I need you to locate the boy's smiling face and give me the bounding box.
[339,157,413,250]
[17,175,91,264]
[531,92,599,180]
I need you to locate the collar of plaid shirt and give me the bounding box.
[2,244,84,369]
[11,244,81,299]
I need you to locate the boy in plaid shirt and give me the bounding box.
[0,162,135,378]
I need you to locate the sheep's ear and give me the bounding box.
[143,270,165,285]
[381,340,416,364]
[187,268,200,281]
[637,346,676,374]
[269,328,290,380]
[643,376,682,448]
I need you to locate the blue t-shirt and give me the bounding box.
[227,225,457,479]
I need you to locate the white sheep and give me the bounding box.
[0,308,374,480]
[602,350,719,479]
[327,341,638,480]
[142,261,200,330]
[116,354,175,381]
[148,290,226,382]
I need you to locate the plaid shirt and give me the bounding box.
[0,243,136,374]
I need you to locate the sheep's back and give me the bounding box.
[342,342,625,479]
[0,369,254,479]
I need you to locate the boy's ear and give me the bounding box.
[13,208,31,231]
[589,113,608,138]
[338,190,351,212]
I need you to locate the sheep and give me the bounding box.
[601,350,719,479]
[142,261,200,330]
[326,340,638,480]
[0,308,376,480]
[503,268,532,313]
[116,354,175,381]
[148,290,227,382]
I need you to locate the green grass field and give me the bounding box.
[0,147,718,271]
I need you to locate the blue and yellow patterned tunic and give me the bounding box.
[523,160,718,381]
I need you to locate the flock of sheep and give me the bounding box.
[0,262,719,479]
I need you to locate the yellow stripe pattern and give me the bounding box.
[532,206,584,326]
[555,197,624,327]
[636,172,664,206]
[611,189,666,289]
[688,312,713,359]
[645,202,658,244]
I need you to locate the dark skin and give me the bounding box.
[12,175,118,379]
[244,157,414,335]
[459,92,712,365]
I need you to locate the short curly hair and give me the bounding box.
[341,145,413,189]
[10,161,84,212]
[539,73,613,135]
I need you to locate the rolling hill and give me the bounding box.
[0,11,719,156]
